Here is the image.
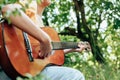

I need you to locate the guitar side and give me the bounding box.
[0,22,64,79]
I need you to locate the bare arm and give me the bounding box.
[2,4,52,58]
[64,48,84,54]
[64,42,91,54]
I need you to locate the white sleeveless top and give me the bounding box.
[18,0,44,27]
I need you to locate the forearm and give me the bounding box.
[2,4,50,43]
[64,49,75,54]
[64,42,90,54]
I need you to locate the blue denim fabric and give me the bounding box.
[40,66,85,80]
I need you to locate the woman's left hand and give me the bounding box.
[74,42,91,52]
[64,41,91,54]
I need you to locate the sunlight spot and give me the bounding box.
[99,20,108,32]
[107,46,112,53]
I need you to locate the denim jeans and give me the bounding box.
[0,66,85,80]
[40,66,85,80]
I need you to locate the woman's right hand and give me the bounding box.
[38,35,52,59]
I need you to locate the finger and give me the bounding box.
[78,42,83,47]
[45,50,53,57]
[38,52,45,59]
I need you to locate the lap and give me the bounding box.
[40,66,85,80]
[0,66,85,80]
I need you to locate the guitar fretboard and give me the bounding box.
[51,42,78,50]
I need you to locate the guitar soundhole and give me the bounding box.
[31,44,40,58]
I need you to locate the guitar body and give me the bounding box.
[0,22,64,80]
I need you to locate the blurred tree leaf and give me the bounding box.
[114,18,120,29]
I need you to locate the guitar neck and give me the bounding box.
[51,42,78,50]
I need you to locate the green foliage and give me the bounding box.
[62,35,120,80]
[114,18,120,29]
[0,0,120,80]
[0,0,17,10]
[43,0,74,30]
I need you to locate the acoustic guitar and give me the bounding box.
[0,21,90,80]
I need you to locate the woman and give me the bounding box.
[1,0,85,80]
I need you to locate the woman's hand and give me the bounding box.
[74,42,91,52]
[64,42,91,54]
[38,34,52,59]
